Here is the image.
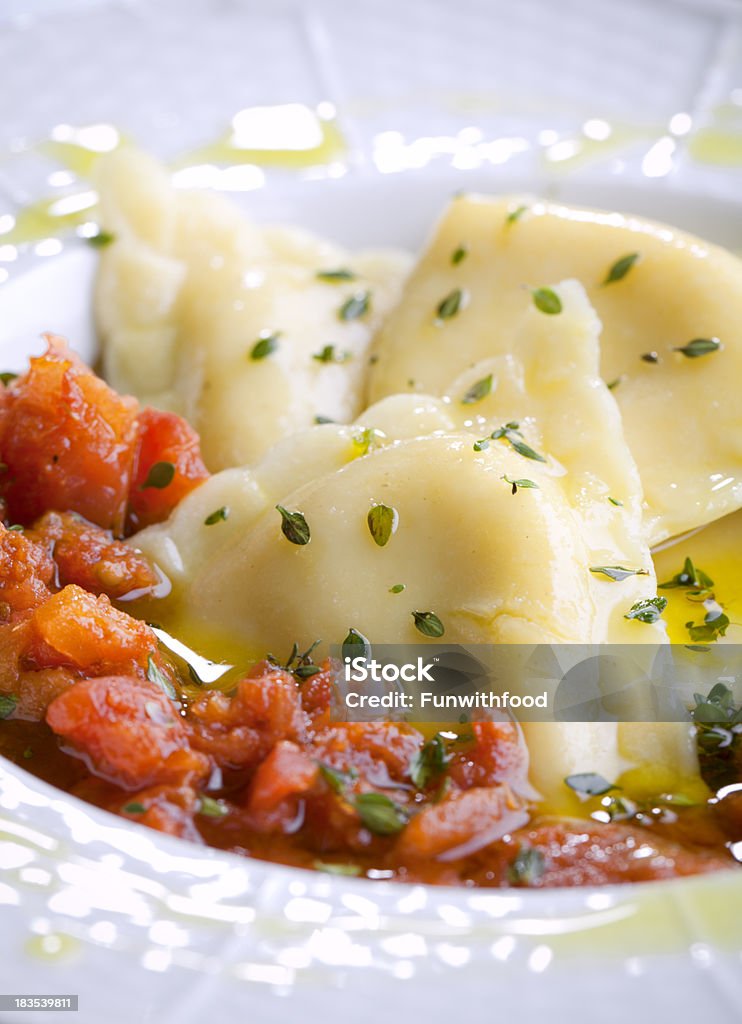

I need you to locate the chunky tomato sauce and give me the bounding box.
[0,338,739,886]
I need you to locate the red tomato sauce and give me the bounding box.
[0,339,739,886]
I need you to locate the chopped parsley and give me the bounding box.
[250,331,280,360]
[389,583,406,594]
[685,609,729,644]
[268,639,322,681]
[589,565,650,582]
[640,352,659,364]
[313,861,362,876]
[0,372,18,386]
[461,373,493,405]
[0,694,18,719]
[602,252,639,286]
[409,734,449,789]
[122,802,146,815]
[502,474,538,494]
[691,682,742,791]
[451,245,469,265]
[624,596,667,624]
[198,796,229,818]
[505,204,528,226]
[204,506,230,526]
[318,762,357,795]
[565,772,618,797]
[531,287,562,315]
[673,337,721,359]
[659,557,713,596]
[342,628,371,660]
[367,503,397,547]
[313,344,350,364]
[86,229,116,248]
[608,496,623,506]
[276,505,310,545]
[354,792,409,835]
[474,422,546,462]
[412,610,445,638]
[435,288,467,321]
[314,415,335,425]
[316,268,357,283]
[606,376,623,391]
[338,291,371,321]
[508,846,545,886]
[140,461,175,490]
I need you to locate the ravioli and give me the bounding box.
[367,194,742,543]
[95,148,411,469]
[133,284,663,653]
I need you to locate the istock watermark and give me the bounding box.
[329,643,742,724]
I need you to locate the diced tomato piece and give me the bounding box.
[464,819,734,887]
[449,721,532,796]
[0,336,139,533]
[396,786,529,860]
[310,723,423,786]
[187,663,305,770]
[127,407,209,532]
[46,675,209,789]
[0,523,54,620]
[300,663,333,726]
[27,511,160,600]
[30,584,156,673]
[245,741,319,831]
[118,784,203,841]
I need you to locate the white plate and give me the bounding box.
[1,1,742,1022]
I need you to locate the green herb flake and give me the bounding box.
[250,331,280,360]
[624,596,668,624]
[435,288,466,321]
[531,287,562,315]
[389,583,406,594]
[691,683,742,791]
[313,861,362,876]
[608,497,624,506]
[147,655,177,700]
[565,772,619,797]
[7,524,24,532]
[659,556,714,592]
[409,734,449,789]
[338,290,371,322]
[412,610,445,638]
[589,565,650,582]
[602,252,640,286]
[316,268,357,283]
[198,796,229,818]
[451,245,469,265]
[685,610,730,644]
[606,376,623,390]
[351,426,385,457]
[0,693,18,719]
[488,423,547,463]
[313,344,350,364]
[505,204,528,226]
[461,373,493,405]
[22,747,33,760]
[276,505,310,546]
[87,229,116,248]
[123,802,146,815]
[502,474,539,494]
[367,503,397,547]
[342,628,371,660]
[673,337,722,359]
[314,415,335,425]
[640,352,659,364]
[0,372,18,386]
[140,461,175,490]
[508,846,545,886]
[318,762,356,795]
[204,506,230,526]
[354,792,409,835]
